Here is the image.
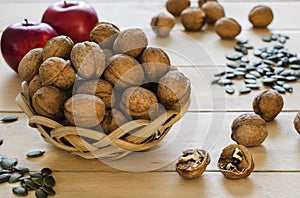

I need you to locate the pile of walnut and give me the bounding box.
[151,0,273,39]
[18,22,191,134]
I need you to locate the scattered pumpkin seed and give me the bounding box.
[1,115,18,123]
[12,186,28,196]
[0,137,3,146]
[1,157,18,170]
[42,185,56,195]
[246,84,260,90]
[31,177,43,187]
[24,178,40,190]
[8,173,23,183]
[272,85,286,94]
[239,87,251,94]
[283,84,293,93]
[41,168,52,177]
[14,166,30,174]
[35,188,48,198]
[225,85,235,94]
[43,175,55,187]
[0,173,11,183]
[26,150,45,158]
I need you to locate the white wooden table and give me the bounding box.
[0,0,299,197]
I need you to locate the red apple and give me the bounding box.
[42,1,99,43]
[0,19,58,73]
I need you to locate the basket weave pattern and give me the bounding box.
[16,82,190,160]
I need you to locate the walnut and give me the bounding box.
[103,54,144,89]
[166,0,191,17]
[150,12,176,37]
[249,5,273,28]
[42,35,74,61]
[157,70,191,111]
[18,48,43,82]
[64,94,105,128]
[181,7,206,31]
[90,22,120,49]
[252,90,284,122]
[119,86,159,120]
[76,79,114,109]
[198,0,218,7]
[140,47,171,81]
[39,57,76,90]
[32,86,68,120]
[113,28,148,57]
[100,109,128,134]
[202,1,225,24]
[294,113,300,135]
[176,149,210,179]
[28,74,42,99]
[102,48,114,64]
[231,113,269,147]
[218,144,255,179]
[70,41,106,79]
[215,17,241,39]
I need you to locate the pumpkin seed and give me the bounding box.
[1,158,18,170]
[0,173,11,183]
[218,79,232,86]
[225,85,235,94]
[290,64,300,70]
[32,176,43,186]
[0,137,3,146]
[262,78,276,86]
[289,57,300,64]
[239,87,251,94]
[226,54,242,61]
[26,150,45,158]
[211,77,221,84]
[262,36,271,42]
[43,175,55,187]
[245,74,256,79]
[35,188,48,198]
[276,81,285,86]
[30,172,43,180]
[244,79,257,84]
[272,85,286,94]
[226,62,240,69]
[283,84,293,93]
[249,71,261,78]
[41,168,52,177]
[285,76,297,82]
[24,178,40,190]
[14,166,30,173]
[278,36,286,44]
[8,172,23,183]
[1,115,18,123]
[246,84,260,90]
[42,185,56,195]
[12,186,28,196]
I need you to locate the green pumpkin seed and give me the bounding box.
[225,85,235,94]
[15,166,30,173]
[272,85,286,94]
[283,84,293,93]
[30,172,43,179]
[26,150,45,158]
[43,175,55,187]
[0,173,11,183]
[32,176,43,186]
[24,178,40,190]
[1,158,18,170]
[0,137,3,146]
[42,185,56,195]
[239,87,251,94]
[35,188,48,198]
[12,186,28,196]
[8,172,23,183]
[41,168,52,177]
[1,115,18,123]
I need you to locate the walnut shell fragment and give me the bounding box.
[39,57,76,90]
[202,1,225,24]
[113,28,148,57]
[293,112,300,135]
[215,17,241,40]
[104,54,144,89]
[218,144,255,179]
[150,12,176,37]
[32,86,68,120]
[252,90,284,122]
[249,5,273,28]
[140,47,171,81]
[76,79,114,109]
[231,113,269,147]
[71,41,106,79]
[42,35,74,61]
[157,70,191,111]
[166,0,191,17]
[64,94,106,128]
[18,48,43,82]
[176,149,211,179]
[119,86,159,120]
[90,22,120,49]
[181,7,206,31]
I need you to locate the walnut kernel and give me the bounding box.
[181,7,206,31]
[249,5,273,28]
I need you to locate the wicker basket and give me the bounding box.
[16,82,190,160]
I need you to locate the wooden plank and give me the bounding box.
[0,171,299,198]
[1,112,299,172]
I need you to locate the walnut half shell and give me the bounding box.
[176,149,210,179]
[218,144,255,179]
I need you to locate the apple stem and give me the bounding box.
[24,19,28,25]
[64,1,67,6]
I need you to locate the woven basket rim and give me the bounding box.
[16,81,190,160]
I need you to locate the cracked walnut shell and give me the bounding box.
[252,90,284,122]
[113,28,148,57]
[202,1,225,24]
[90,22,120,49]
[215,17,241,39]
[140,47,171,81]
[294,113,300,135]
[181,7,206,31]
[157,70,191,111]
[119,86,159,120]
[42,35,74,61]
[104,54,144,89]
[64,94,106,128]
[218,144,255,179]
[176,149,211,179]
[32,86,68,121]
[249,5,273,28]
[166,0,191,17]
[151,12,175,37]
[39,57,76,90]
[18,48,43,82]
[231,113,269,147]
[71,41,106,79]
